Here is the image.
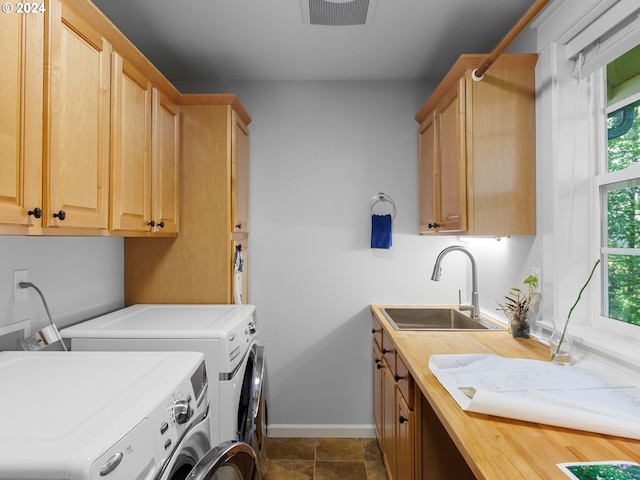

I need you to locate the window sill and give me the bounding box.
[535,320,640,379]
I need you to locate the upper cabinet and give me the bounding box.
[0,13,44,232]
[232,111,250,236]
[124,95,251,305]
[0,0,181,236]
[44,0,111,230]
[110,53,152,233]
[416,54,537,237]
[149,88,180,235]
[110,64,179,236]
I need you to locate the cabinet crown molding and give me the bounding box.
[415,53,538,124]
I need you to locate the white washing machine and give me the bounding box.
[61,304,268,477]
[0,350,260,480]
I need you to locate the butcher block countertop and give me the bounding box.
[370,304,640,480]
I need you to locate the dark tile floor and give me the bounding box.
[264,438,388,480]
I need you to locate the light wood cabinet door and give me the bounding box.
[465,67,536,236]
[232,111,249,234]
[44,0,111,229]
[0,13,44,229]
[396,390,416,480]
[110,53,152,232]
[372,342,383,441]
[382,364,396,479]
[151,88,179,234]
[435,79,466,233]
[418,113,437,234]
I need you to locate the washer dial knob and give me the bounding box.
[172,398,193,425]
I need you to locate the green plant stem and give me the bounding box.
[552,259,601,360]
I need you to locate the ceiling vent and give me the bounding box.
[301,0,377,26]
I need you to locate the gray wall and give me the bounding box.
[178,78,536,434]
[0,237,123,348]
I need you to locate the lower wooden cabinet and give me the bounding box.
[372,319,417,480]
[397,392,416,480]
[373,314,477,480]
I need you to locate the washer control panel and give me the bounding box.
[220,311,258,374]
[147,360,208,460]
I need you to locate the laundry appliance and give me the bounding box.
[61,304,268,476]
[0,350,260,480]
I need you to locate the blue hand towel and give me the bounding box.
[371,214,392,249]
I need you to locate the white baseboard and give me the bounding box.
[268,424,376,439]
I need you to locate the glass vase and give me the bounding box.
[549,321,573,365]
[510,313,530,339]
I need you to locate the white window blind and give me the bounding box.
[570,9,640,78]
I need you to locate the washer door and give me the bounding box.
[185,441,260,480]
[237,344,268,477]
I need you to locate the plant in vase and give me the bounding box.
[497,275,539,339]
[551,259,601,365]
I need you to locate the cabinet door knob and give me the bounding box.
[371,328,379,334]
[53,210,66,221]
[382,348,392,354]
[377,363,384,370]
[147,220,156,227]
[235,223,242,229]
[428,222,440,229]
[375,358,381,364]
[157,221,165,228]
[28,208,42,219]
[394,374,405,382]
[399,416,409,424]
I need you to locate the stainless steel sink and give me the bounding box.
[380,307,505,331]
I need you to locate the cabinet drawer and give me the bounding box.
[372,317,383,349]
[395,354,414,409]
[381,329,395,366]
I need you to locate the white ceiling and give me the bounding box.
[92,0,539,83]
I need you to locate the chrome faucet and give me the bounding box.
[430,245,480,320]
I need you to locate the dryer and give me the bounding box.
[61,304,268,477]
[0,350,258,480]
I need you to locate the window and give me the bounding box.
[598,45,640,327]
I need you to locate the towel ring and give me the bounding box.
[370,192,396,219]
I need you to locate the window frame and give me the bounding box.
[593,77,640,340]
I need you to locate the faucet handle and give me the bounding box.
[458,290,475,316]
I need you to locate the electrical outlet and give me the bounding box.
[13,269,28,301]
